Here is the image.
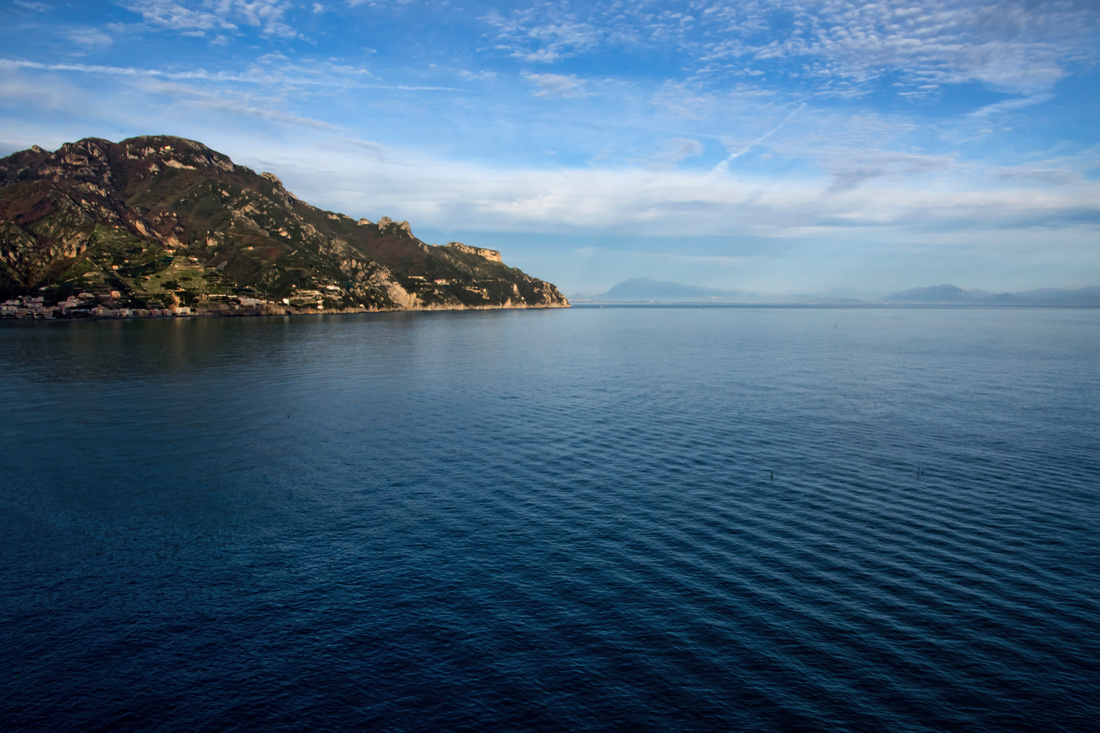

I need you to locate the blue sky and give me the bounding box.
[2,0,1099,295]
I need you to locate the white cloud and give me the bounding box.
[996,168,1078,186]
[120,0,238,33]
[0,57,462,93]
[650,137,704,167]
[484,0,1099,98]
[68,28,115,47]
[824,152,959,192]
[650,82,720,119]
[258,141,1100,250]
[968,93,1053,119]
[144,81,343,130]
[524,72,588,98]
[484,8,601,63]
[339,138,390,161]
[121,0,299,39]
[346,0,415,6]
[458,69,497,81]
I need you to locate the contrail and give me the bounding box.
[712,102,806,174]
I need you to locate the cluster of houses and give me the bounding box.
[0,293,195,319]
[2,284,353,320]
[2,287,328,320]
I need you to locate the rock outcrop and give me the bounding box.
[0,135,569,314]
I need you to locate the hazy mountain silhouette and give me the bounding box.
[582,279,1100,306]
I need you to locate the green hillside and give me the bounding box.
[0,136,568,314]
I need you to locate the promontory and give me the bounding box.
[0,136,569,318]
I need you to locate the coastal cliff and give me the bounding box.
[0,136,569,316]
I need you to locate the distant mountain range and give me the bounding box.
[881,284,1100,306]
[578,278,1100,306]
[595,278,759,302]
[0,136,568,313]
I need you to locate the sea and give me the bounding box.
[1,305,1098,732]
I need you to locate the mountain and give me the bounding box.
[883,284,993,303]
[592,278,759,302]
[584,279,1099,306]
[884,284,1100,306]
[585,278,874,303]
[0,136,568,314]
[1010,287,1100,306]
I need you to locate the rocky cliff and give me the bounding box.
[0,136,569,314]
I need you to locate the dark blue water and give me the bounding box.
[2,306,1098,731]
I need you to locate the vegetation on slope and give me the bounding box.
[0,136,569,313]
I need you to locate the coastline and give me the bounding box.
[0,294,570,321]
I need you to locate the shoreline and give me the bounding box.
[0,299,570,322]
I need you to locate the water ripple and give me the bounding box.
[1,307,1098,731]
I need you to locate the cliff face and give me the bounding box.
[0,136,569,312]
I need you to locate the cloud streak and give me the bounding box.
[144,82,344,130]
[0,58,461,92]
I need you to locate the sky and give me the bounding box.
[2,0,1099,296]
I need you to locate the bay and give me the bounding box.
[2,306,1098,731]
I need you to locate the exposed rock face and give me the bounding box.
[446,242,503,262]
[0,135,569,313]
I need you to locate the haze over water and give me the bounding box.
[2,306,1098,731]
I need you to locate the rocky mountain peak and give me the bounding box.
[117,135,236,174]
[377,216,413,236]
